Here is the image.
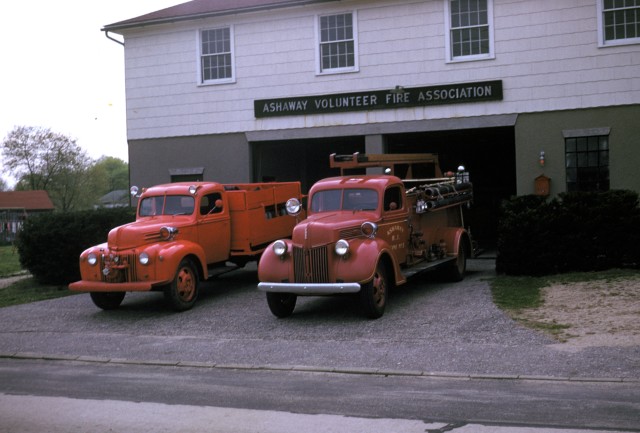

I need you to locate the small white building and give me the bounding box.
[104,0,640,242]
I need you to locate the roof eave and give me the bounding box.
[102,0,339,33]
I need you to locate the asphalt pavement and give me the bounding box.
[1,257,639,433]
[0,256,638,381]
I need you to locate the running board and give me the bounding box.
[207,264,240,279]
[401,256,456,279]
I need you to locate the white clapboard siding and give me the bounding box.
[120,0,640,140]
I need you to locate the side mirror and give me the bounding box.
[208,199,224,214]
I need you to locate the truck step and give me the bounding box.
[401,256,456,279]
[207,264,240,279]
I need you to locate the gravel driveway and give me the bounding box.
[0,258,638,380]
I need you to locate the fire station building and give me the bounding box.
[104,0,640,242]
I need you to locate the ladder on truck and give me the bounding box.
[329,152,444,179]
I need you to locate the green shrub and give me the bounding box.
[15,207,136,285]
[496,190,640,276]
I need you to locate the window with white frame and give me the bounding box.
[444,0,494,62]
[317,12,358,74]
[598,0,640,46]
[200,27,235,84]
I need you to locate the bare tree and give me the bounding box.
[2,126,93,211]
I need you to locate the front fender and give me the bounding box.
[258,240,293,283]
[150,240,207,282]
[335,238,401,285]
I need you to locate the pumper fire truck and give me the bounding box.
[257,153,473,319]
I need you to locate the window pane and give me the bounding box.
[319,13,355,71]
[449,0,490,58]
[576,137,588,152]
[201,28,232,81]
[603,2,640,41]
[565,135,610,192]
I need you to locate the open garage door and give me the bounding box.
[251,137,365,193]
[387,126,516,248]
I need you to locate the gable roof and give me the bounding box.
[104,0,338,32]
[99,189,129,205]
[0,191,55,211]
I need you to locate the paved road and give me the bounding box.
[1,358,638,432]
[0,258,638,432]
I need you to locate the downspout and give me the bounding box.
[104,30,124,46]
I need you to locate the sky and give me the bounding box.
[0,0,185,187]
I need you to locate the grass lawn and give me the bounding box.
[490,267,640,336]
[0,244,22,277]
[490,267,640,311]
[0,245,76,308]
[0,277,75,308]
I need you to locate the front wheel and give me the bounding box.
[164,259,199,311]
[90,292,125,310]
[266,292,297,318]
[359,263,388,319]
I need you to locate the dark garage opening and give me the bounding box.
[252,136,365,192]
[387,126,516,248]
[251,126,515,249]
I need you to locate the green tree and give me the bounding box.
[2,126,92,211]
[93,156,129,194]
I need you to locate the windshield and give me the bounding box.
[310,188,378,213]
[139,195,195,216]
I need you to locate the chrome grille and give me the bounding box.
[100,253,138,283]
[293,246,329,283]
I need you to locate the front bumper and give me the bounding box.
[257,281,361,295]
[68,280,167,293]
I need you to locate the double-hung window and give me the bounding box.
[598,0,640,46]
[200,26,235,84]
[564,129,610,192]
[444,0,494,62]
[317,12,358,74]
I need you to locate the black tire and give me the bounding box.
[90,292,125,310]
[359,262,388,319]
[164,259,199,311]
[266,292,297,318]
[444,239,467,282]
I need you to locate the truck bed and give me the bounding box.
[225,182,301,254]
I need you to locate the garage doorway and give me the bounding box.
[387,126,516,248]
[251,137,365,193]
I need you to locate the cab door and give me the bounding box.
[378,185,409,265]
[197,191,231,264]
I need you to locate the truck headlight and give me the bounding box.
[160,226,178,241]
[361,222,378,238]
[335,239,349,256]
[272,240,288,257]
[87,253,97,266]
[285,198,301,215]
[139,252,150,265]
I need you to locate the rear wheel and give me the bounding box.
[90,292,125,310]
[266,292,297,318]
[164,259,198,311]
[359,262,388,319]
[444,239,467,282]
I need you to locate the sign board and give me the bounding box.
[255,80,502,118]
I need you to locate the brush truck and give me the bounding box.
[70,181,302,311]
[258,153,473,319]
